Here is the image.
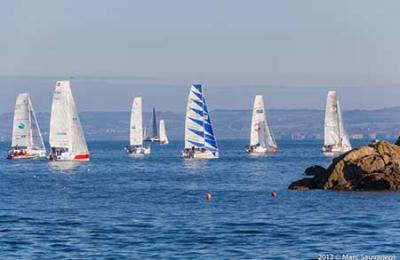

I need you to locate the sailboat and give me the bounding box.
[322,91,352,156]
[125,97,151,155]
[48,81,90,161]
[7,93,46,159]
[159,119,169,145]
[145,107,160,142]
[245,95,278,154]
[182,84,219,159]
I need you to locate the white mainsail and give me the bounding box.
[130,97,144,146]
[159,119,169,145]
[49,81,89,159]
[249,95,277,150]
[323,91,351,153]
[11,93,45,153]
[12,93,31,148]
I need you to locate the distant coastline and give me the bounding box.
[0,107,398,141]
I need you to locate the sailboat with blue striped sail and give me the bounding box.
[182,84,219,159]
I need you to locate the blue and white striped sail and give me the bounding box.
[184,84,205,149]
[202,96,218,151]
[184,84,218,151]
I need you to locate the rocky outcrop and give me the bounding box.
[289,141,400,191]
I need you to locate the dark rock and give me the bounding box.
[395,136,400,146]
[289,141,400,191]
[304,165,326,178]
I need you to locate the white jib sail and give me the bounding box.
[159,119,169,144]
[250,95,277,149]
[130,97,143,146]
[28,97,46,151]
[337,101,352,149]
[49,81,89,155]
[12,93,32,148]
[184,84,205,149]
[324,91,340,147]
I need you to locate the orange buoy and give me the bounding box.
[205,192,212,201]
[271,191,277,197]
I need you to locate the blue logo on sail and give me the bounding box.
[18,123,25,129]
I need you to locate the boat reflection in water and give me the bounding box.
[48,161,89,173]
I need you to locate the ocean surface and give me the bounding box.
[0,140,399,259]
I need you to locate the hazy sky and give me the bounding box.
[1,0,400,112]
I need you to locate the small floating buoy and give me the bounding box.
[205,192,212,201]
[271,191,277,197]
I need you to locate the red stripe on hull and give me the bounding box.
[74,154,90,160]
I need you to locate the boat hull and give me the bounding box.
[182,150,219,159]
[48,152,90,162]
[322,146,351,157]
[150,137,160,143]
[125,146,151,155]
[7,149,46,160]
[245,145,278,155]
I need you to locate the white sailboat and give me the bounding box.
[246,95,278,154]
[182,84,219,159]
[159,119,169,145]
[7,93,46,159]
[48,81,90,161]
[322,91,352,157]
[125,97,151,155]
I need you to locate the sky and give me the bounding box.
[1,0,400,112]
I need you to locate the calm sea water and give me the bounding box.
[0,140,399,259]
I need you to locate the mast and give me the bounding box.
[28,96,33,149]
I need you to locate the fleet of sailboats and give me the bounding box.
[182,84,219,159]
[7,93,46,160]
[125,97,151,155]
[4,82,355,160]
[48,81,90,161]
[322,91,352,157]
[246,95,278,155]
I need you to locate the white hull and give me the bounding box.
[246,145,278,155]
[322,146,351,157]
[182,150,219,159]
[48,151,90,161]
[160,140,169,145]
[47,149,90,162]
[7,149,46,160]
[150,137,160,142]
[126,146,151,155]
